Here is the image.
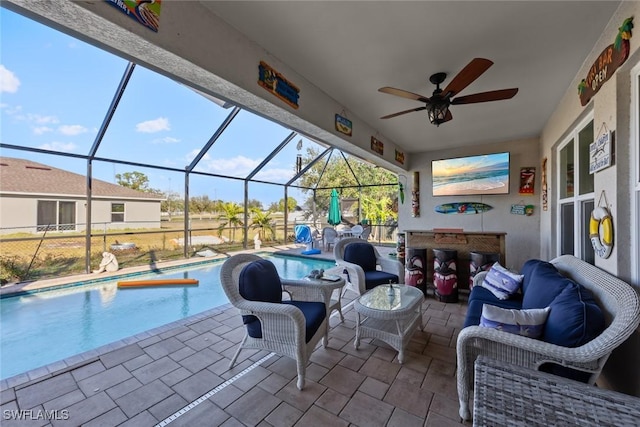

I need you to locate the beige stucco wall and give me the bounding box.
[0,195,161,233]
[539,2,640,395]
[401,137,541,272]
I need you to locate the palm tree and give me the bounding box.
[217,202,244,242]
[249,208,276,241]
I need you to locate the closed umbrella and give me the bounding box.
[327,189,341,226]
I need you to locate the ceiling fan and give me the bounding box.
[378,58,518,126]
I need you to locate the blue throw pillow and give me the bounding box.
[522,262,572,309]
[480,262,523,300]
[543,282,605,347]
[520,259,554,295]
[480,304,550,339]
[343,242,377,272]
[239,259,283,338]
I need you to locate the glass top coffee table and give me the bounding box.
[354,284,424,363]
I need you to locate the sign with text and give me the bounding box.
[335,114,352,136]
[578,17,633,106]
[258,61,300,109]
[371,136,384,155]
[589,130,613,174]
[105,0,162,32]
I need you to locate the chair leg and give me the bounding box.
[228,336,246,369]
[296,361,306,390]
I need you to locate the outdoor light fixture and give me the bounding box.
[426,98,450,127]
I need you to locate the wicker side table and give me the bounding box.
[473,356,640,426]
[354,284,424,363]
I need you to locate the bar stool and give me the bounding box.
[469,251,500,289]
[433,248,458,302]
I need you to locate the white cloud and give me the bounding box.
[254,167,295,182]
[25,113,59,125]
[58,124,88,136]
[33,126,54,135]
[0,65,20,93]
[152,136,180,144]
[199,155,261,176]
[38,141,77,152]
[136,117,170,133]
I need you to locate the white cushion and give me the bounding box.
[480,262,523,300]
[480,304,550,338]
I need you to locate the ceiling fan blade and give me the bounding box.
[442,58,493,98]
[380,106,427,119]
[378,87,430,103]
[451,88,519,105]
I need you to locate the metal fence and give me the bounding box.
[0,219,399,283]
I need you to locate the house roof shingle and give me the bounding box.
[0,157,164,200]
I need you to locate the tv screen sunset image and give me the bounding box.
[432,152,510,196]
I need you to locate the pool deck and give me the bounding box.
[0,243,470,426]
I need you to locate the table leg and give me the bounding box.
[354,312,362,349]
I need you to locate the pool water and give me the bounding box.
[0,255,335,380]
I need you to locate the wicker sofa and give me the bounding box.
[457,254,640,420]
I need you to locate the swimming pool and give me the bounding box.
[0,254,335,380]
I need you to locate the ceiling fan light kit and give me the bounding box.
[379,58,518,126]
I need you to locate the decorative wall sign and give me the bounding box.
[395,149,405,165]
[335,114,352,136]
[511,204,534,216]
[435,202,493,215]
[589,129,613,173]
[519,167,536,194]
[542,158,548,211]
[578,17,633,106]
[105,0,162,32]
[258,61,300,109]
[412,172,420,217]
[371,136,384,155]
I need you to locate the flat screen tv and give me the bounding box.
[432,152,510,196]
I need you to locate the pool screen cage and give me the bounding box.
[0,53,398,281]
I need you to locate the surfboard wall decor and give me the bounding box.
[435,202,493,214]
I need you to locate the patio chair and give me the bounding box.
[294,224,321,254]
[322,227,338,251]
[220,253,329,390]
[333,237,404,296]
[350,224,364,238]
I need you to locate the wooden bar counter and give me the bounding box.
[403,229,506,292]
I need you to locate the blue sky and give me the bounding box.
[0,8,321,206]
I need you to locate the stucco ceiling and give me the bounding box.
[200,1,620,154]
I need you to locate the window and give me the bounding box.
[556,116,594,263]
[37,200,76,231]
[111,203,125,223]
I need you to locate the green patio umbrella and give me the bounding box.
[327,189,341,226]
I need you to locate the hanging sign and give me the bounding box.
[105,0,162,32]
[335,114,352,136]
[589,130,613,173]
[258,61,300,109]
[511,204,534,216]
[578,17,633,106]
[519,167,536,195]
[395,149,405,165]
[371,136,384,155]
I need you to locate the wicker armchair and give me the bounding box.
[333,237,404,296]
[220,253,329,390]
[456,255,640,420]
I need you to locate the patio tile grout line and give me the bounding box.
[155,298,356,426]
[155,352,275,427]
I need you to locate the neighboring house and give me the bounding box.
[0,157,164,235]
